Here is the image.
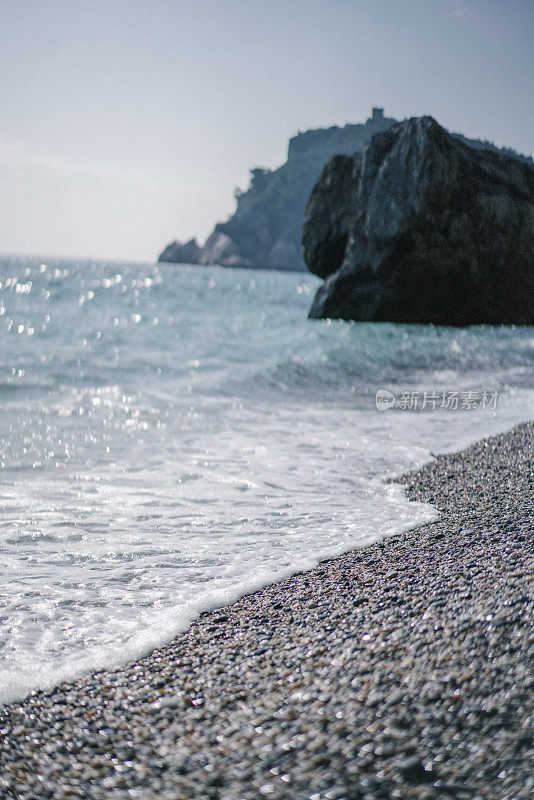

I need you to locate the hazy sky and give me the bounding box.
[1,0,533,261]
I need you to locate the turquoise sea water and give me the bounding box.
[1,255,533,703]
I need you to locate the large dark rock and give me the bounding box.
[158,109,398,270]
[303,116,534,325]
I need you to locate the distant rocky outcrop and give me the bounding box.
[303,116,534,325]
[158,108,398,270]
[158,238,202,265]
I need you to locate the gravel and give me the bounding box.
[1,422,533,800]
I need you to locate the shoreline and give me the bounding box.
[2,422,533,799]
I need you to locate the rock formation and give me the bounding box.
[158,109,398,269]
[303,116,534,325]
[158,238,201,265]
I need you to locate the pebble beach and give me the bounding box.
[1,422,533,800]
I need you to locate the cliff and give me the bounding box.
[158,109,398,270]
[303,116,534,325]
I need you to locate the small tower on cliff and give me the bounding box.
[372,107,384,121]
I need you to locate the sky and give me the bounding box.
[0,0,533,262]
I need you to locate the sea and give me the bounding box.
[1,255,533,704]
